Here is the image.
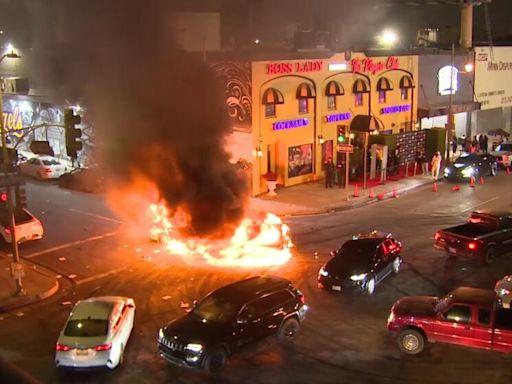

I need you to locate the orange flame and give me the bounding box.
[148,203,292,267]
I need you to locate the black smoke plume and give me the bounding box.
[30,0,249,236]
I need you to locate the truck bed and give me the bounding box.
[441,223,495,238]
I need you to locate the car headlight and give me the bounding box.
[185,343,203,353]
[158,328,165,340]
[350,273,367,281]
[498,288,510,296]
[319,266,329,277]
[444,167,450,175]
[387,312,395,324]
[461,166,475,177]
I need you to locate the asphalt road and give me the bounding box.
[1,175,512,384]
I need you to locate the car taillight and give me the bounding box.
[299,294,305,304]
[468,241,479,251]
[4,228,11,234]
[434,232,441,241]
[95,344,112,351]
[45,168,52,173]
[56,343,70,352]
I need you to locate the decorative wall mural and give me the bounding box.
[210,61,252,132]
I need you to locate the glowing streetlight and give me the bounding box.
[379,30,398,47]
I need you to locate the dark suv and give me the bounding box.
[157,276,307,372]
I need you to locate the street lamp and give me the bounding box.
[378,29,399,48]
[0,48,24,296]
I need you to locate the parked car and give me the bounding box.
[55,296,136,370]
[0,206,43,244]
[387,287,512,355]
[434,211,512,265]
[443,153,497,181]
[157,276,307,373]
[495,276,512,308]
[317,231,402,295]
[19,156,67,180]
[490,142,512,168]
[59,167,106,193]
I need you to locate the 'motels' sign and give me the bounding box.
[351,56,399,75]
[266,60,324,75]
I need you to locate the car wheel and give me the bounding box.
[277,318,300,343]
[398,329,425,355]
[392,257,401,274]
[490,163,497,176]
[482,247,495,266]
[366,277,376,295]
[204,347,227,373]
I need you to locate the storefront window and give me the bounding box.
[401,88,409,101]
[265,104,276,118]
[378,91,387,104]
[354,93,363,107]
[327,95,336,111]
[298,98,308,113]
[288,143,313,178]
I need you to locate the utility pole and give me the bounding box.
[446,43,455,163]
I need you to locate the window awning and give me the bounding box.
[296,82,316,98]
[418,101,481,119]
[352,79,369,94]
[350,114,382,132]
[262,87,284,104]
[376,77,393,91]
[399,75,415,89]
[325,80,344,96]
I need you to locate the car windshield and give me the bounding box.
[191,294,239,324]
[434,293,453,313]
[42,159,60,166]
[64,319,109,337]
[454,154,477,166]
[334,240,377,268]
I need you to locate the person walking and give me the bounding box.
[483,134,489,153]
[431,151,442,181]
[324,157,335,188]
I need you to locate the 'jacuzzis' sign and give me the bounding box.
[266,61,324,75]
[351,57,399,75]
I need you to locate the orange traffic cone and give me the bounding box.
[470,176,476,187]
[392,187,398,198]
[479,176,485,185]
[353,183,360,197]
[368,188,375,198]
[507,167,511,176]
[432,182,438,192]
[451,185,460,192]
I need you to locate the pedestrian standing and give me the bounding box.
[418,150,428,175]
[431,151,442,181]
[451,135,458,158]
[483,134,489,153]
[336,163,344,188]
[324,157,335,188]
[478,134,485,152]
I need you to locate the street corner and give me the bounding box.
[0,260,60,313]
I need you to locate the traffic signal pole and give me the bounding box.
[0,92,24,296]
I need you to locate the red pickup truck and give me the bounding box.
[387,287,512,354]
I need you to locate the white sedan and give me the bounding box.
[495,276,512,308]
[0,207,43,244]
[55,296,136,370]
[19,156,67,179]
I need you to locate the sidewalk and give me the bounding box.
[249,172,434,216]
[0,257,59,313]
[0,172,433,312]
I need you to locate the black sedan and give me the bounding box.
[443,153,498,181]
[58,167,106,193]
[318,231,402,295]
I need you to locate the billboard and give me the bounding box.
[474,46,512,110]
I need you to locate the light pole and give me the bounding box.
[446,43,455,163]
[0,49,24,296]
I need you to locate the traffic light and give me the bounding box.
[14,185,27,209]
[64,108,82,159]
[337,126,347,143]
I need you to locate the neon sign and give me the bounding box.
[272,118,309,131]
[380,104,411,114]
[438,65,458,95]
[351,56,399,75]
[3,106,23,137]
[325,112,351,123]
[266,60,324,75]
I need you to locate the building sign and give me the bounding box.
[325,112,351,123]
[266,60,324,75]
[272,118,309,131]
[3,105,23,137]
[335,143,353,153]
[438,65,458,95]
[380,104,411,114]
[474,46,512,110]
[351,56,399,75]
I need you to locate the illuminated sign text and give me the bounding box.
[380,104,411,114]
[351,56,399,75]
[266,60,324,75]
[325,112,351,123]
[272,118,309,131]
[3,106,23,137]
